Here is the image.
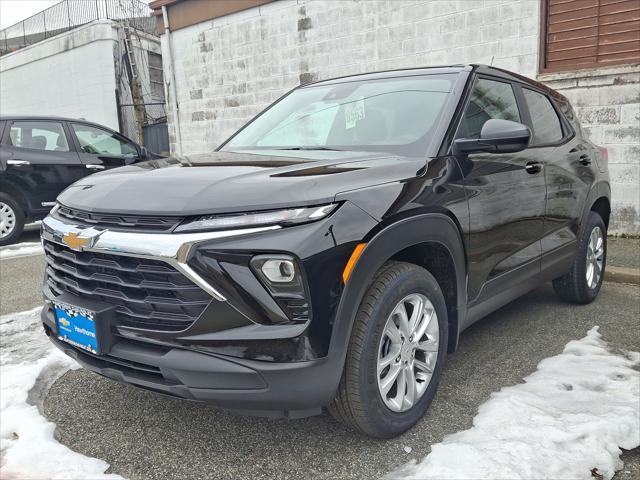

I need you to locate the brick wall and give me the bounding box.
[164,0,639,234]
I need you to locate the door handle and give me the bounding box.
[7,159,30,166]
[525,161,542,174]
[86,164,105,170]
[578,154,592,166]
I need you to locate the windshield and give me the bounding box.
[221,74,455,157]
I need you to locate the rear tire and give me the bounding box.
[329,261,448,438]
[0,193,25,246]
[552,211,606,304]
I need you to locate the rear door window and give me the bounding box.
[460,78,521,139]
[8,121,70,152]
[71,123,138,157]
[522,88,563,145]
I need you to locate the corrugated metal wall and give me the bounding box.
[143,122,170,155]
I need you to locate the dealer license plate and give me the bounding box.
[55,304,100,354]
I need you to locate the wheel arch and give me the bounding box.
[329,213,467,378]
[590,196,611,229]
[579,181,611,238]
[0,178,29,216]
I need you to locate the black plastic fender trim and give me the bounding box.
[324,213,467,396]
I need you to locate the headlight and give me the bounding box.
[174,203,338,233]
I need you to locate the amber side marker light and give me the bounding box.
[342,243,367,284]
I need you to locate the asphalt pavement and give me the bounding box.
[1,245,638,480]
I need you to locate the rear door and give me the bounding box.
[455,76,547,305]
[0,120,86,213]
[68,122,141,171]
[519,87,595,276]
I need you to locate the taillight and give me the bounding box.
[597,146,608,164]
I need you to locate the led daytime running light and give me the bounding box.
[174,204,337,233]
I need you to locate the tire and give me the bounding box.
[0,193,25,246]
[553,211,607,304]
[329,261,448,438]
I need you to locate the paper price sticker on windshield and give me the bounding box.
[345,97,365,129]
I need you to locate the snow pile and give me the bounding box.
[0,308,123,479]
[389,327,640,480]
[0,242,43,259]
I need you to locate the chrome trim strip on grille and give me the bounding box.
[41,215,280,301]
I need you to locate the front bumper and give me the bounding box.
[39,203,378,414]
[42,302,331,417]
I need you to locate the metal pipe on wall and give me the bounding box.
[162,5,183,155]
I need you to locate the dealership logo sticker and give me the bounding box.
[345,96,365,129]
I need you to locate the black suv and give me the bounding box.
[40,66,610,438]
[0,116,157,245]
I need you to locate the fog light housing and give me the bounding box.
[261,259,296,283]
[250,254,311,323]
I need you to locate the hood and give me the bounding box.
[58,150,426,216]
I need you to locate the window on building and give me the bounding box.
[148,52,164,98]
[522,88,564,144]
[460,78,521,139]
[71,124,137,157]
[541,0,640,73]
[9,121,69,152]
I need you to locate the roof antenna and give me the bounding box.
[490,55,495,66]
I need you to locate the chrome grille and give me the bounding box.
[43,240,210,332]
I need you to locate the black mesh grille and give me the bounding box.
[44,240,210,332]
[55,206,183,232]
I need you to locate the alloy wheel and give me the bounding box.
[377,293,439,412]
[586,226,604,289]
[0,202,16,239]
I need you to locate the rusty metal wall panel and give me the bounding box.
[541,0,640,72]
[151,0,274,32]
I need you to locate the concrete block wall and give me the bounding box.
[165,0,639,234]
[543,66,640,235]
[167,0,540,153]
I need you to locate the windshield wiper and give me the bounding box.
[273,146,343,151]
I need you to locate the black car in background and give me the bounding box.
[0,116,158,245]
[40,65,610,438]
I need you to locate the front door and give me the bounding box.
[0,120,86,215]
[455,77,547,307]
[68,122,140,171]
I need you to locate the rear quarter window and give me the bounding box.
[522,89,563,145]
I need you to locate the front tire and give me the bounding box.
[0,193,25,246]
[329,261,448,438]
[553,211,607,304]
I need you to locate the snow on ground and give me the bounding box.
[0,308,123,479]
[0,242,44,259]
[388,327,640,480]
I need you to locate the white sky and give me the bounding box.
[0,0,151,29]
[0,0,60,29]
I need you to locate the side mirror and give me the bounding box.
[139,145,149,159]
[453,119,531,156]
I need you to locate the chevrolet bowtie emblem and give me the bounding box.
[61,229,103,252]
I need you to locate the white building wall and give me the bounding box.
[165,0,639,234]
[0,20,120,130]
